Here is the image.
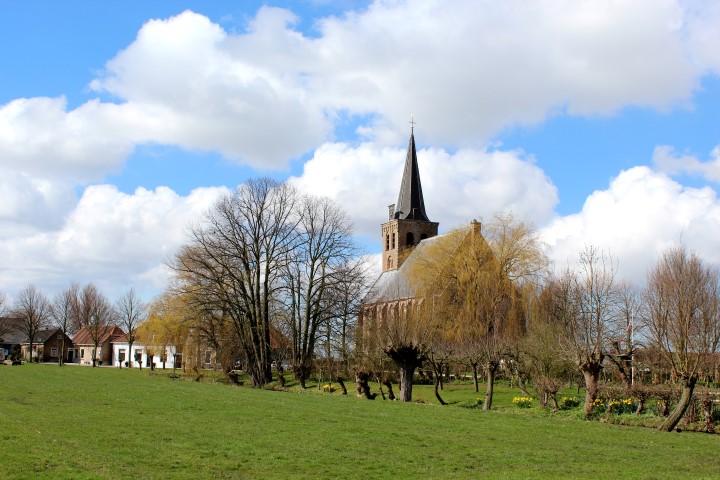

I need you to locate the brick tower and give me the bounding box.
[381,127,439,272]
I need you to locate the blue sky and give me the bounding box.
[1,0,719,301]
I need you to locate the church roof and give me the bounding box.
[363,230,467,305]
[394,131,431,222]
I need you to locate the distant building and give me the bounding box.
[20,327,73,363]
[72,325,125,366]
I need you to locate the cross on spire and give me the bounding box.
[409,115,416,134]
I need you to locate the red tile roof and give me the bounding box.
[73,325,125,346]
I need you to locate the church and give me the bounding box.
[357,128,482,351]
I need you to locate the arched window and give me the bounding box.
[406,232,415,246]
[387,256,393,269]
[386,234,390,251]
[420,233,428,241]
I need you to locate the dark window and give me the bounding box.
[392,233,396,249]
[420,233,428,241]
[406,232,415,246]
[386,234,390,251]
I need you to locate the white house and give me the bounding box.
[111,335,181,370]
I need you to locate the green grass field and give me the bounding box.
[2,364,719,479]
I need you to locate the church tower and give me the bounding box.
[381,127,439,272]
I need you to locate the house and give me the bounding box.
[0,317,24,362]
[111,335,180,369]
[72,325,125,366]
[20,327,74,363]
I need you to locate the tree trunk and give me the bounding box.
[484,362,498,410]
[581,363,602,416]
[399,364,416,402]
[518,374,530,397]
[382,381,395,401]
[385,345,424,403]
[355,372,376,400]
[434,376,447,405]
[336,376,347,396]
[660,377,696,432]
[471,363,479,393]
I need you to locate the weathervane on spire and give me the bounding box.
[410,115,416,134]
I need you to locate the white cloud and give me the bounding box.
[3,2,716,180]
[0,184,227,300]
[90,9,329,169]
[541,165,720,284]
[652,144,720,183]
[289,141,558,238]
[0,97,134,180]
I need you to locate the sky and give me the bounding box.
[1,0,720,302]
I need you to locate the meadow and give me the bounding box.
[1,364,719,479]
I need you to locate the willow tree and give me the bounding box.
[144,291,192,372]
[412,213,547,409]
[644,245,720,432]
[172,178,298,386]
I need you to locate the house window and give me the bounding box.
[119,349,126,363]
[80,348,85,359]
[57,333,62,340]
[135,349,143,363]
[50,347,58,357]
[204,350,212,365]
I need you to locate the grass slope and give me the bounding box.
[1,364,719,479]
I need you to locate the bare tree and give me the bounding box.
[558,246,619,416]
[280,194,358,388]
[644,245,720,432]
[50,283,80,366]
[14,285,51,362]
[116,288,146,368]
[606,282,642,387]
[172,178,298,386]
[77,284,114,367]
[521,287,576,410]
[0,292,11,340]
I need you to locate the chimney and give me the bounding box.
[470,219,481,236]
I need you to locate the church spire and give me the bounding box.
[394,124,430,222]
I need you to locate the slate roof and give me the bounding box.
[363,229,467,305]
[393,131,432,222]
[21,328,65,344]
[0,318,25,345]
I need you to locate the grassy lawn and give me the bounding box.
[2,364,719,479]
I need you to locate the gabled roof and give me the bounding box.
[0,317,25,345]
[21,327,69,344]
[363,229,467,305]
[394,131,431,222]
[73,325,125,346]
